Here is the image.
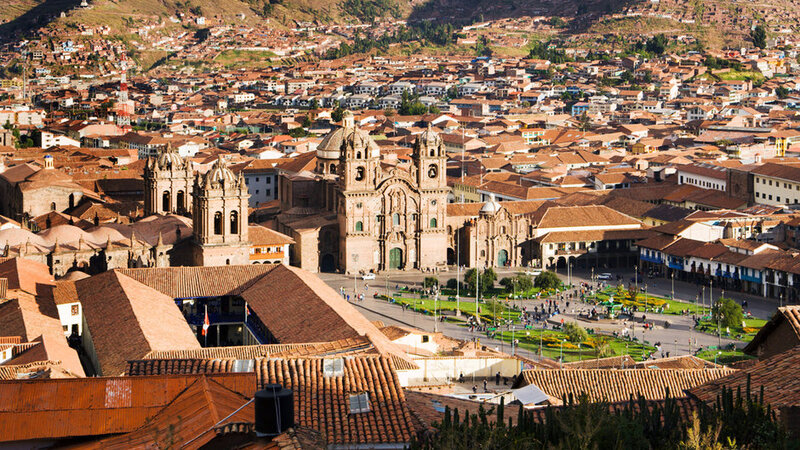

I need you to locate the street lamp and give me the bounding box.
[560,339,565,367]
[644,283,648,312]
[433,286,439,333]
[671,272,675,300]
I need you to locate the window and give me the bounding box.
[162,190,171,212]
[355,221,363,232]
[266,189,271,196]
[266,177,272,185]
[214,212,223,235]
[51,202,57,211]
[230,211,239,234]
[355,167,365,181]
[349,392,370,414]
[71,304,79,316]
[256,177,260,182]
[323,358,344,377]
[392,213,400,226]
[422,335,430,343]
[429,218,437,228]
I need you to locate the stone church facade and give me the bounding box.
[277,112,448,274]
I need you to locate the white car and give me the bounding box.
[361,273,376,280]
[597,273,612,280]
[525,270,542,276]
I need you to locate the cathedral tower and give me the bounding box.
[190,156,250,266]
[411,124,448,269]
[143,144,193,216]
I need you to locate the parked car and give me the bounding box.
[597,273,612,280]
[525,270,542,276]
[361,273,376,280]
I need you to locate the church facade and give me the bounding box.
[277,112,448,274]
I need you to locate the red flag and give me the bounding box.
[202,308,210,336]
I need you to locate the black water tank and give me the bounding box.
[254,384,294,436]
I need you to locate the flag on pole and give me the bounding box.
[202,305,210,336]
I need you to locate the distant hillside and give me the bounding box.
[3,0,800,47]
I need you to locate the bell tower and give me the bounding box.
[412,123,448,270]
[190,156,250,266]
[413,123,447,190]
[143,144,193,216]
[338,111,380,192]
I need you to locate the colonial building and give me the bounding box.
[447,199,650,270]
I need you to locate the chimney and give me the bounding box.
[254,384,294,437]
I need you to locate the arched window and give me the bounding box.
[230,211,239,234]
[355,167,365,181]
[356,151,362,159]
[50,202,56,211]
[177,191,186,211]
[430,218,437,228]
[500,226,506,234]
[430,149,435,157]
[330,163,336,173]
[355,221,363,232]
[392,213,400,226]
[162,191,171,212]
[214,212,223,235]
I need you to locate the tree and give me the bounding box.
[534,271,561,290]
[751,25,767,49]
[301,115,312,128]
[465,268,497,296]
[331,106,345,123]
[500,274,533,294]
[310,98,319,109]
[563,321,589,343]
[577,112,592,132]
[645,34,668,55]
[775,86,790,99]
[712,297,743,329]
[423,276,439,289]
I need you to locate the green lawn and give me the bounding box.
[696,349,755,365]
[490,328,655,363]
[587,287,710,316]
[384,296,521,323]
[695,318,767,341]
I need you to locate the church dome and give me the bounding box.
[316,110,380,160]
[316,126,348,160]
[480,193,501,215]
[417,123,442,149]
[203,156,237,187]
[156,147,184,170]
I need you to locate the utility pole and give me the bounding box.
[456,222,460,315]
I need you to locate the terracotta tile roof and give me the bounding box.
[688,345,800,413]
[0,360,81,380]
[635,355,722,370]
[126,356,416,446]
[249,224,295,246]
[532,205,642,229]
[513,368,735,403]
[75,271,201,376]
[140,337,373,360]
[535,229,656,244]
[562,355,637,369]
[0,373,255,443]
[744,306,800,355]
[114,265,278,299]
[240,265,412,362]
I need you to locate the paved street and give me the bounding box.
[319,266,774,362]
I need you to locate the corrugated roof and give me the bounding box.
[0,373,255,443]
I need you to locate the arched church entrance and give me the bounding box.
[497,249,508,267]
[389,248,403,270]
